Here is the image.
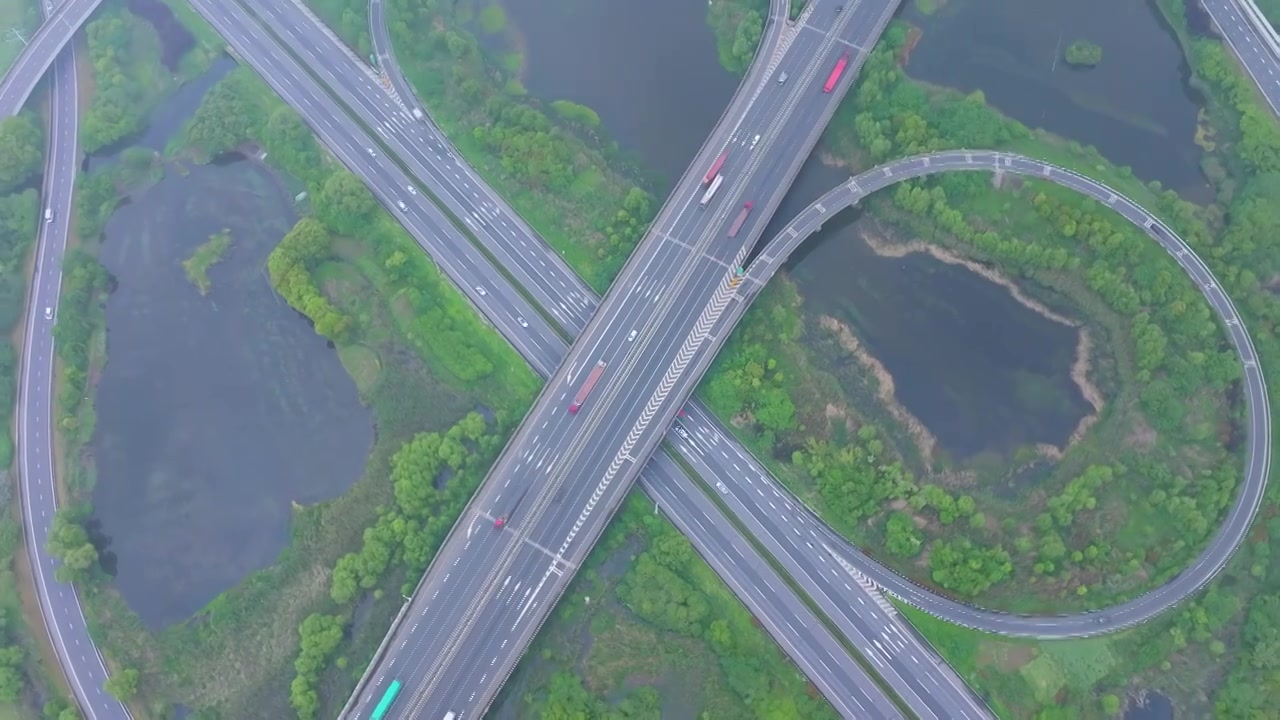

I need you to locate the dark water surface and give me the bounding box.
[89,62,371,628]
[904,0,1211,201]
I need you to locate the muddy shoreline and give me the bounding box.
[817,223,1104,467]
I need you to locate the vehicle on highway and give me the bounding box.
[675,426,690,440]
[407,185,417,195]
[370,679,402,720]
[777,71,788,84]
[517,316,528,328]
[728,201,755,238]
[494,516,506,529]
[700,174,725,207]
[678,407,687,418]
[750,134,760,149]
[569,360,607,414]
[704,150,728,185]
[44,307,52,321]
[627,329,637,341]
[836,4,843,11]
[44,207,53,223]
[443,713,457,720]
[476,285,487,296]
[366,147,376,157]
[397,200,406,211]
[824,52,851,93]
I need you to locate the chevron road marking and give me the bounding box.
[823,543,897,617]
[543,246,752,574]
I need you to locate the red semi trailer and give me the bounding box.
[704,150,728,185]
[727,202,754,238]
[569,360,607,413]
[824,52,850,93]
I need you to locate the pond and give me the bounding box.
[89,80,372,628]
[904,0,1212,202]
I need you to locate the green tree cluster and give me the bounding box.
[328,412,491,604]
[184,72,265,158]
[81,11,163,152]
[536,671,659,720]
[616,529,836,719]
[0,189,38,466]
[793,427,914,527]
[0,116,43,193]
[706,0,767,74]
[0,644,23,702]
[550,100,601,129]
[45,507,101,584]
[102,667,139,701]
[52,251,112,445]
[267,217,351,342]
[289,613,346,719]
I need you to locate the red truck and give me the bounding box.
[569,360,607,413]
[728,202,754,238]
[824,52,850,93]
[704,150,728,185]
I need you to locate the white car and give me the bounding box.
[44,307,53,320]
[367,148,376,157]
[675,426,690,440]
[627,330,637,341]
[407,185,417,195]
[397,201,407,211]
[475,286,487,296]
[517,316,528,328]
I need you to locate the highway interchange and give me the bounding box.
[0,0,1278,718]
[352,2,932,717]
[205,1,990,717]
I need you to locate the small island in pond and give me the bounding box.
[1064,40,1102,68]
[183,228,232,295]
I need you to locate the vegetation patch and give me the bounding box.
[181,228,232,295]
[81,8,173,152]
[513,494,838,719]
[1064,40,1103,68]
[707,0,768,74]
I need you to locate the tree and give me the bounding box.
[46,508,99,583]
[103,668,139,700]
[317,171,378,235]
[0,116,42,193]
[0,645,23,701]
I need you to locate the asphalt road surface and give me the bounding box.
[0,0,105,117]
[15,4,132,717]
[1201,0,1280,115]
